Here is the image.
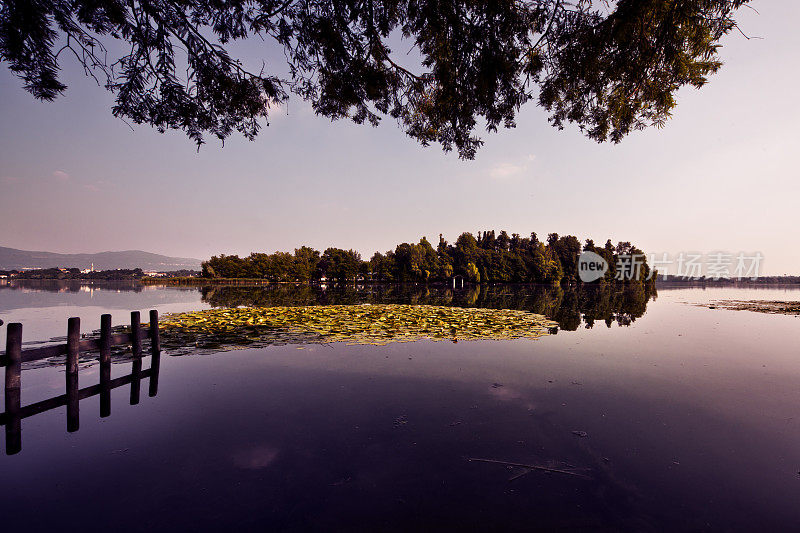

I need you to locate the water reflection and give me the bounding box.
[1,352,160,455]
[2,285,800,530]
[199,282,656,331]
[1,281,653,454]
[2,279,144,293]
[2,280,655,332]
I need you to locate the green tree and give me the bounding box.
[201,262,216,279]
[1,0,750,157]
[291,246,321,282]
[370,251,397,282]
[264,252,293,281]
[453,232,479,273]
[465,262,480,284]
[203,254,250,278]
[527,242,563,284]
[552,235,581,284]
[439,262,454,280]
[319,248,362,282]
[247,253,271,278]
[496,231,510,252]
[394,241,435,282]
[202,228,652,284]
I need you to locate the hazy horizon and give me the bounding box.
[2,0,798,275]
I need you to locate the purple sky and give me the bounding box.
[1,1,798,275]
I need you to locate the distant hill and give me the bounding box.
[0,246,202,271]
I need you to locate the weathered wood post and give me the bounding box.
[66,317,80,432]
[130,311,142,405]
[131,311,142,359]
[4,323,22,454]
[148,310,161,398]
[99,314,112,418]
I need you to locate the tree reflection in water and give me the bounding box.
[199,282,655,331]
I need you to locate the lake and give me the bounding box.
[1,281,799,531]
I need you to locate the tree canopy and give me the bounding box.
[201,229,654,285]
[1,0,749,157]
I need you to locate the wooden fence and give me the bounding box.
[0,310,162,455]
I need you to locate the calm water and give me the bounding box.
[1,281,799,531]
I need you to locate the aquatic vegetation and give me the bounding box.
[159,304,558,353]
[700,300,800,316]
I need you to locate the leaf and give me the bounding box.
[158,304,557,354]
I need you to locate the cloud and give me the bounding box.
[489,162,526,180]
[488,154,537,181]
[0,176,20,184]
[52,170,70,182]
[83,184,100,192]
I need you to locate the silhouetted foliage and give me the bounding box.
[1,0,749,157]
[12,267,144,280]
[202,229,655,287]
[157,269,201,278]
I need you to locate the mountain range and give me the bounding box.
[0,246,202,271]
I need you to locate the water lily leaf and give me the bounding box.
[158,304,558,355]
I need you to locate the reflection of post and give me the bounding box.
[130,358,142,405]
[4,323,22,455]
[66,317,80,432]
[130,311,142,405]
[99,314,112,417]
[148,310,161,397]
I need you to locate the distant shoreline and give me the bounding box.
[4,276,800,287]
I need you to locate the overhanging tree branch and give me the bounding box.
[0,0,753,159]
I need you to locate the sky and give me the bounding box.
[1,1,798,276]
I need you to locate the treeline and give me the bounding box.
[157,269,201,278]
[202,231,652,285]
[4,268,201,280]
[11,268,145,280]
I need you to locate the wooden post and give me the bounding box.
[99,314,112,418]
[149,309,160,355]
[130,311,142,404]
[148,310,161,397]
[67,317,80,374]
[66,317,80,432]
[131,311,142,359]
[4,323,22,455]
